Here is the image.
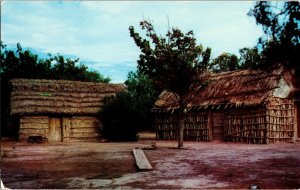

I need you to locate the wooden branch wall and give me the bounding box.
[154,97,295,144]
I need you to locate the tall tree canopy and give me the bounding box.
[238,47,263,70]
[0,42,110,82]
[211,2,299,74]
[248,1,300,73]
[210,53,239,73]
[129,20,211,148]
[129,21,211,96]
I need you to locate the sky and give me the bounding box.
[1,1,263,83]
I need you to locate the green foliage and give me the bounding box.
[0,42,111,82]
[1,42,44,79]
[85,70,111,83]
[210,53,239,73]
[129,20,211,148]
[100,71,159,141]
[125,71,160,130]
[239,47,263,70]
[248,1,300,72]
[129,20,211,96]
[210,49,263,72]
[249,1,300,45]
[208,2,299,73]
[48,55,111,82]
[100,92,139,141]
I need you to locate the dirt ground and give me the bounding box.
[1,139,300,189]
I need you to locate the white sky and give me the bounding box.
[1,1,263,83]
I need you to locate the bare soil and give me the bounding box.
[1,140,300,189]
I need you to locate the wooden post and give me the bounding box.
[49,117,62,142]
[62,117,71,142]
[178,112,185,148]
[178,97,185,149]
[208,112,213,141]
[60,117,64,142]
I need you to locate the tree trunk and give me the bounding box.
[178,97,185,149]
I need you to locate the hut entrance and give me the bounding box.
[212,112,223,141]
[297,102,300,139]
[49,117,63,142]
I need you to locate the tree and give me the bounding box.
[239,47,263,70]
[248,1,300,73]
[100,71,159,141]
[100,91,139,141]
[129,20,211,148]
[125,71,160,130]
[210,53,239,73]
[0,42,50,137]
[49,55,111,82]
[0,42,110,82]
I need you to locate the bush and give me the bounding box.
[100,71,160,142]
[100,92,139,141]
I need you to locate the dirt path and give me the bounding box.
[1,141,300,189]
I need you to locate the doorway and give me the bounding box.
[49,117,63,142]
[212,112,223,141]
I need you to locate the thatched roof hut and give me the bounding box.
[153,66,294,112]
[10,79,125,142]
[153,67,299,144]
[10,79,124,115]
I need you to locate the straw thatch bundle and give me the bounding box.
[10,79,124,115]
[153,67,294,112]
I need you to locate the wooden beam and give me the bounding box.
[208,112,213,141]
[132,149,153,170]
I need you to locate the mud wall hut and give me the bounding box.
[10,79,124,142]
[152,67,299,144]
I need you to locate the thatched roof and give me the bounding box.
[153,67,295,112]
[10,79,125,115]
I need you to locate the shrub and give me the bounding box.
[100,92,139,141]
[100,71,160,142]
